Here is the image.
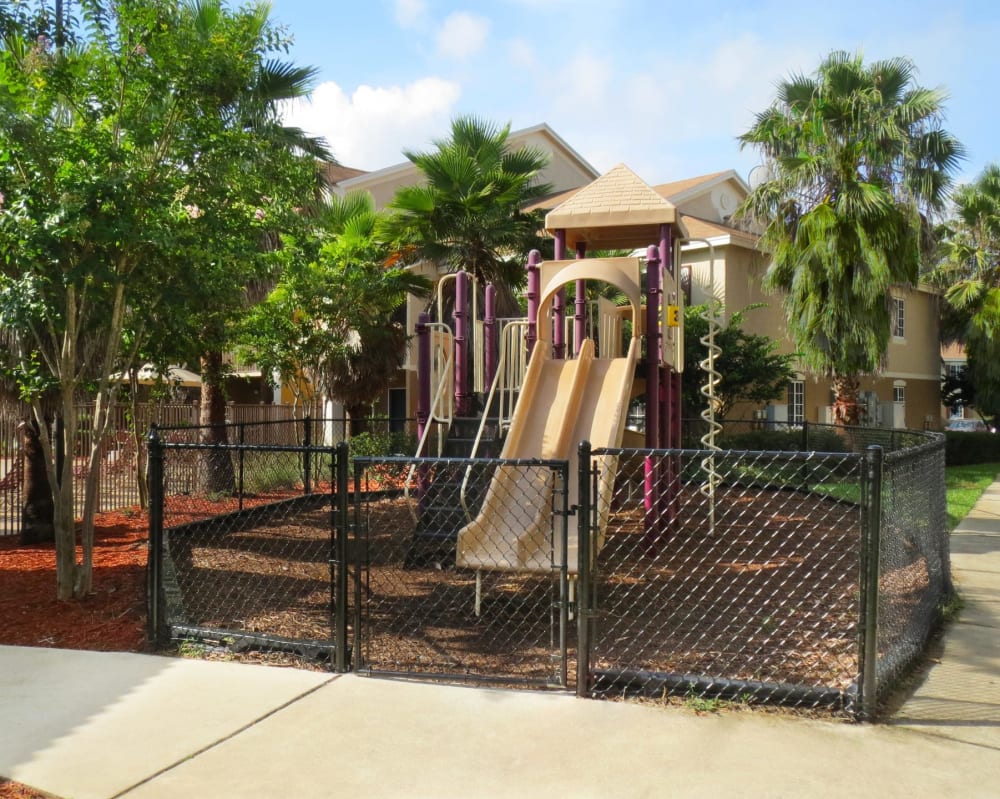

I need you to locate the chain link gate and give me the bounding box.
[348,456,573,688]
[147,433,348,667]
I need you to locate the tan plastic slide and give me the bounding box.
[456,337,638,573]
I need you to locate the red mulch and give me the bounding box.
[0,511,150,652]
[0,780,57,799]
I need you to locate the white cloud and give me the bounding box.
[547,50,613,111]
[507,37,536,70]
[393,0,427,29]
[282,78,462,170]
[436,12,490,60]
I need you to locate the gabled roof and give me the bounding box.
[544,163,685,249]
[322,163,368,186]
[529,169,750,215]
[652,169,748,204]
[680,214,758,248]
[333,122,599,196]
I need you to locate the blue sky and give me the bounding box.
[276,0,999,189]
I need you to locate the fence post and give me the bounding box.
[351,455,364,672]
[237,423,245,512]
[303,415,312,495]
[858,445,883,720]
[146,424,164,646]
[576,440,592,698]
[334,441,349,672]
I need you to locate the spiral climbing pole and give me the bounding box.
[690,240,720,533]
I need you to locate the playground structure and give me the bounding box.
[144,164,952,716]
[406,164,689,576]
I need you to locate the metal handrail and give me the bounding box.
[404,323,454,519]
[458,320,530,520]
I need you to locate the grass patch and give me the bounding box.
[945,462,1000,530]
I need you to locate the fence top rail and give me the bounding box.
[353,455,570,470]
[593,446,862,462]
[153,415,416,432]
[882,434,946,465]
[153,441,338,454]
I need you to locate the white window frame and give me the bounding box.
[788,380,805,425]
[892,297,905,339]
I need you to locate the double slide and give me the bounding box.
[456,337,638,573]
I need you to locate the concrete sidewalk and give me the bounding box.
[3,488,1000,798]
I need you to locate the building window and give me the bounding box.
[788,380,804,425]
[945,362,965,380]
[892,297,905,338]
[893,384,905,404]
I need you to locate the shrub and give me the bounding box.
[944,431,1000,466]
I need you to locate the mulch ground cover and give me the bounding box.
[0,511,149,651]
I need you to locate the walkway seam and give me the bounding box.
[110,674,343,798]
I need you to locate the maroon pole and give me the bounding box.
[553,231,566,358]
[416,312,431,454]
[645,245,661,449]
[484,283,497,389]
[526,250,542,358]
[554,288,566,358]
[575,242,587,355]
[644,245,662,551]
[454,270,470,416]
[658,224,673,443]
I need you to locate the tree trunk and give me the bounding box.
[346,403,371,437]
[198,350,235,494]
[832,373,863,426]
[19,418,54,545]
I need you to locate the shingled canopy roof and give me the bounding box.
[543,163,687,249]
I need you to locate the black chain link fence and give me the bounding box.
[583,447,865,713]
[147,424,949,719]
[876,436,951,703]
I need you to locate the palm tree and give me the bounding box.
[314,193,432,434]
[175,0,331,492]
[738,51,963,424]
[380,116,552,312]
[933,164,1000,419]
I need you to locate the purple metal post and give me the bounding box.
[416,312,431,454]
[645,245,661,449]
[553,231,566,358]
[643,245,662,550]
[553,288,566,358]
[659,225,680,440]
[526,250,542,358]
[575,242,587,355]
[454,270,470,416]
[484,283,497,389]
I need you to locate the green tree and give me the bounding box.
[682,304,798,419]
[738,51,963,424]
[239,191,431,435]
[0,0,324,598]
[380,116,552,310]
[933,164,1000,423]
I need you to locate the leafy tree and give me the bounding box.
[239,191,431,435]
[682,304,798,419]
[738,51,963,424]
[933,164,1000,423]
[380,116,552,312]
[0,0,324,598]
